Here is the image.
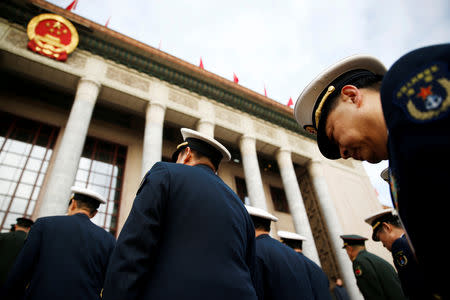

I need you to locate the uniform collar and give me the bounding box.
[193,163,215,174]
[74,212,90,219]
[14,230,27,237]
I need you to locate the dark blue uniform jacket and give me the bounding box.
[102,162,257,300]
[380,43,450,298]
[2,213,116,300]
[391,235,432,300]
[333,285,350,300]
[297,252,331,300]
[254,234,321,300]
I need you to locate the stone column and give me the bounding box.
[37,77,101,217]
[196,119,215,138]
[239,135,267,210]
[308,160,363,300]
[196,101,215,138]
[276,148,321,265]
[142,83,168,176]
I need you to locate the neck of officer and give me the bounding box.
[68,208,93,218]
[14,225,30,233]
[182,155,216,173]
[255,229,269,237]
[350,245,365,261]
[190,160,216,172]
[293,248,303,253]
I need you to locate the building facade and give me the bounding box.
[0,1,392,299]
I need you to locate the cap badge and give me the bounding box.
[394,63,450,123]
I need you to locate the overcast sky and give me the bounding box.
[48,0,449,207]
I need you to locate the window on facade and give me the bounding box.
[270,186,289,213]
[235,177,250,205]
[0,112,58,232]
[74,137,127,237]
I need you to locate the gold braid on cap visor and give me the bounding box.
[176,141,188,149]
[372,221,381,231]
[314,85,335,128]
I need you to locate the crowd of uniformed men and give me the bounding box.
[0,43,449,300]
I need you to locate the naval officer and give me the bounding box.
[0,217,34,287]
[365,209,434,299]
[294,43,450,297]
[2,186,116,300]
[340,235,406,300]
[103,128,257,300]
[278,230,331,300]
[245,205,321,300]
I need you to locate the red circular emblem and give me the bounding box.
[27,14,79,61]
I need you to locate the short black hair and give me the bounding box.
[281,238,303,250]
[69,195,100,214]
[250,215,271,232]
[384,215,402,227]
[325,72,383,117]
[181,147,220,171]
[16,218,34,228]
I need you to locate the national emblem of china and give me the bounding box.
[27,13,79,61]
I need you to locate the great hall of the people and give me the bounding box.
[0,1,391,299]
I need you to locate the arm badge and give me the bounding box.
[394,250,408,267]
[394,63,450,123]
[354,265,363,277]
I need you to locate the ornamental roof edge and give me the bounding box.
[2,0,315,140]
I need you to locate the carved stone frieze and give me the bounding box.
[106,66,149,92]
[169,90,199,110]
[5,29,27,49]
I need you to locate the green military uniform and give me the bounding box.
[0,230,27,286]
[353,249,406,300]
[340,234,405,300]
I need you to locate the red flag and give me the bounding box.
[287,97,293,107]
[105,16,111,28]
[66,0,78,11]
[264,84,267,97]
[233,73,239,83]
[199,57,204,69]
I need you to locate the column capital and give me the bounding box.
[197,118,215,126]
[148,81,169,108]
[147,100,166,110]
[79,76,101,89]
[240,134,256,142]
[276,147,291,156]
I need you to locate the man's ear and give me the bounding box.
[341,85,362,107]
[182,147,192,164]
[382,222,392,233]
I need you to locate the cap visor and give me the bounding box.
[317,122,341,160]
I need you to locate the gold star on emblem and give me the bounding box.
[53,21,62,29]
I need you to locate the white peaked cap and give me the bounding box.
[277,230,307,241]
[245,205,278,222]
[364,208,395,225]
[71,186,106,204]
[180,128,231,161]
